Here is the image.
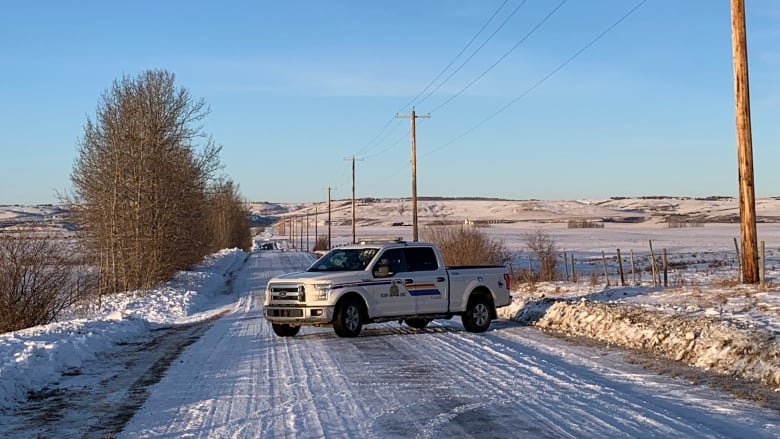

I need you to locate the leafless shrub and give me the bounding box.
[523,230,558,281]
[513,268,537,288]
[589,272,599,287]
[712,278,740,288]
[0,236,95,333]
[421,225,509,266]
[313,235,329,252]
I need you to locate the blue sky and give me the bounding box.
[1,0,778,205]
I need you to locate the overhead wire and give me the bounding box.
[424,0,649,158]
[364,129,410,160]
[396,0,512,114]
[355,2,512,158]
[415,0,531,110]
[429,0,568,114]
[354,117,396,156]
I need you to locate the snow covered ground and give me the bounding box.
[1,198,780,436]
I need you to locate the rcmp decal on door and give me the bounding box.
[380,280,406,298]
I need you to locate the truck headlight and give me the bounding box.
[313,283,332,300]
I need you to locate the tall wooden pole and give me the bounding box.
[345,156,363,244]
[396,109,430,242]
[328,187,332,250]
[411,110,419,242]
[731,0,759,283]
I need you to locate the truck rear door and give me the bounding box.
[402,247,447,314]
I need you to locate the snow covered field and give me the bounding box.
[1,198,779,437]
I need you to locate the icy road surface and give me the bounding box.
[119,250,779,438]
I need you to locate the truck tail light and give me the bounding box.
[503,273,511,291]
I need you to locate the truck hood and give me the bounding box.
[271,271,370,284]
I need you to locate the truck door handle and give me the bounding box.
[404,279,413,284]
[436,277,445,282]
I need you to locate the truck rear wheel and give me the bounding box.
[272,323,301,337]
[333,299,363,337]
[462,295,492,333]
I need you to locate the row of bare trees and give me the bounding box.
[3,69,251,333]
[67,69,250,296]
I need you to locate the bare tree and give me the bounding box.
[523,230,558,281]
[69,69,222,295]
[0,236,93,333]
[421,225,509,266]
[207,179,252,252]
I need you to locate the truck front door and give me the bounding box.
[370,248,415,317]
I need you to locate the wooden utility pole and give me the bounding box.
[326,187,335,250]
[395,109,430,241]
[345,156,364,243]
[731,0,759,283]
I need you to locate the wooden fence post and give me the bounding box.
[662,248,668,287]
[649,240,659,287]
[601,251,610,287]
[760,240,765,285]
[564,251,570,281]
[616,248,625,286]
[571,253,576,283]
[630,249,637,285]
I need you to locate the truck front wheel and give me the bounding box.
[333,299,363,337]
[272,323,301,337]
[462,295,492,333]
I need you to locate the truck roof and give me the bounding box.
[336,238,434,250]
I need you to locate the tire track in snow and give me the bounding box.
[118,249,780,438]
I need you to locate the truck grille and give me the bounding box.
[269,284,305,302]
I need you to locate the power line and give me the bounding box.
[354,116,396,156]
[364,129,409,159]
[425,0,648,157]
[396,0,512,114]
[415,0,531,110]
[429,0,568,114]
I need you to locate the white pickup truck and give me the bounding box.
[263,239,512,337]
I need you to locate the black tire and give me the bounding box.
[272,323,301,337]
[405,318,431,329]
[333,299,363,337]
[462,295,492,333]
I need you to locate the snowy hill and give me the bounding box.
[247,196,780,227]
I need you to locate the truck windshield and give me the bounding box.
[308,248,379,272]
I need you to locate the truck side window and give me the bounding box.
[374,248,406,277]
[373,259,391,278]
[403,247,439,271]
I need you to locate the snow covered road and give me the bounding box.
[115,249,779,438]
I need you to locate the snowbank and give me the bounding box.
[500,296,780,391]
[0,248,247,409]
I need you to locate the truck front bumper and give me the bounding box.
[264,305,335,325]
